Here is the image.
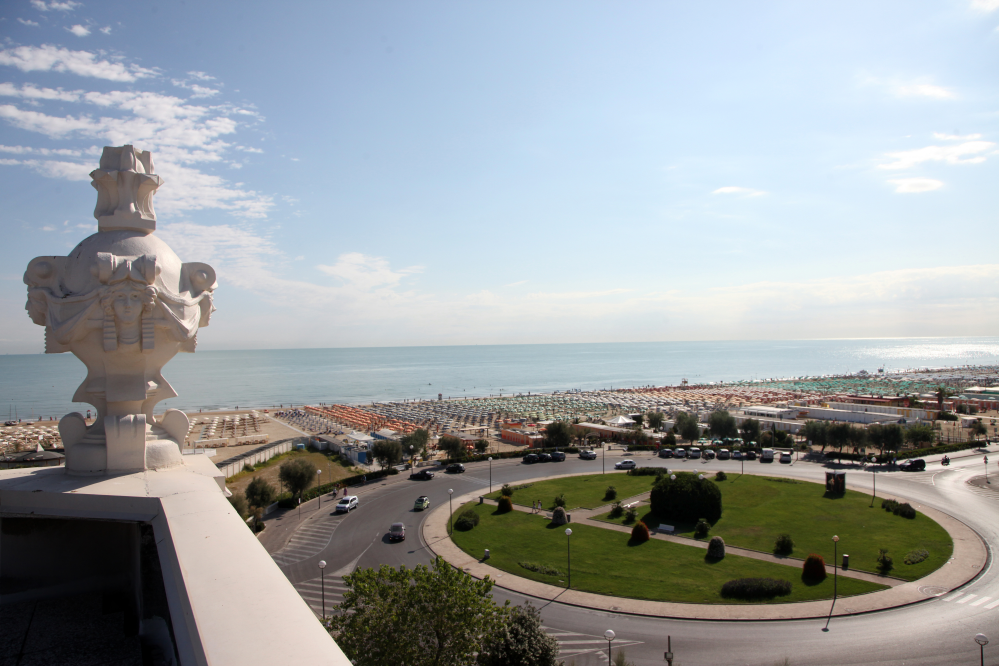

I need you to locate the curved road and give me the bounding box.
[265,449,999,665]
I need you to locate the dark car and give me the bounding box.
[446,463,465,473]
[900,458,926,471]
[388,522,406,541]
[410,469,435,480]
[537,453,553,463]
[658,449,674,459]
[523,453,539,464]
[744,450,758,461]
[550,451,566,462]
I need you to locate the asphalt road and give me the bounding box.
[269,449,999,665]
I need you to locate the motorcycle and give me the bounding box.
[941,456,950,466]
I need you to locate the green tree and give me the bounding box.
[439,435,467,461]
[647,411,665,431]
[801,420,828,452]
[245,477,276,509]
[680,417,700,443]
[543,421,573,449]
[372,439,404,469]
[329,556,504,666]
[708,410,738,439]
[228,493,249,519]
[474,438,489,454]
[477,602,560,666]
[632,413,644,428]
[400,428,431,458]
[882,424,904,454]
[650,471,722,523]
[934,385,954,411]
[279,457,317,498]
[971,420,988,439]
[739,418,761,445]
[662,430,677,447]
[905,424,935,447]
[826,423,853,459]
[867,424,886,454]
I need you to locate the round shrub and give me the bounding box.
[604,486,618,501]
[715,471,727,481]
[877,548,894,573]
[774,533,794,555]
[551,506,568,526]
[554,494,567,508]
[455,508,480,531]
[694,518,711,539]
[802,553,827,581]
[707,536,726,560]
[497,496,513,513]
[650,472,722,524]
[624,506,638,524]
[501,483,514,496]
[721,577,792,600]
[631,520,650,543]
[896,503,916,519]
[904,548,929,565]
[609,501,624,518]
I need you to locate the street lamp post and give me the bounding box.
[976,633,989,666]
[603,442,605,474]
[316,469,322,508]
[318,559,327,619]
[604,629,615,665]
[985,455,990,484]
[488,457,493,493]
[448,488,454,535]
[565,528,572,588]
[664,635,673,665]
[832,535,840,601]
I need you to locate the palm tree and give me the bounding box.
[935,385,954,411]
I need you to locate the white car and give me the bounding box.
[614,459,637,470]
[579,450,597,460]
[779,452,793,464]
[336,495,358,513]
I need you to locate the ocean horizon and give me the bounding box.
[3,337,999,420]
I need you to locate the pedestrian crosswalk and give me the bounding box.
[271,518,343,568]
[542,626,643,661]
[294,574,348,618]
[939,591,999,610]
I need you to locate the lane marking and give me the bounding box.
[943,592,965,602]
[957,594,977,604]
[984,599,999,610]
[969,596,990,607]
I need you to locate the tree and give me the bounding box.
[905,424,935,447]
[439,435,466,461]
[330,556,505,666]
[372,439,403,469]
[245,477,276,509]
[228,493,249,519]
[647,411,665,431]
[680,417,700,443]
[707,410,738,439]
[882,424,904,454]
[971,420,988,439]
[650,471,722,523]
[801,420,827,452]
[543,421,573,449]
[934,385,954,411]
[279,457,317,498]
[826,423,852,459]
[632,413,644,428]
[867,424,886,454]
[474,439,489,454]
[400,428,431,458]
[663,430,677,447]
[739,418,761,445]
[477,602,560,666]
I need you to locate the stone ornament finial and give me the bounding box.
[23,145,217,476]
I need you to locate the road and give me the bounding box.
[265,449,999,665]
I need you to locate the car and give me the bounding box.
[446,463,465,473]
[717,449,731,460]
[410,469,435,480]
[537,453,553,463]
[779,452,792,464]
[523,453,539,464]
[689,447,702,459]
[703,449,716,460]
[388,522,406,541]
[744,450,757,461]
[658,448,674,459]
[614,459,637,470]
[900,458,926,471]
[579,450,597,460]
[674,448,687,458]
[414,495,430,511]
[336,496,358,513]
[732,450,743,460]
[550,451,566,462]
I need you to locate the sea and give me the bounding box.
[3,337,999,420]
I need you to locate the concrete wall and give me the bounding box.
[217,440,294,479]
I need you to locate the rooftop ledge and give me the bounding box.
[0,455,349,666]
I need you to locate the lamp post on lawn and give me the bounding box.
[602,442,605,475]
[410,445,414,470]
[832,535,840,601]
[316,469,322,508]
[565,528,572,589]
[448,488,454,535]
[488,457,493,493]
[604,629,615,665]
[318,559,327,619]
[975,633,989,666]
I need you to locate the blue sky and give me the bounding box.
[1,0,997,353]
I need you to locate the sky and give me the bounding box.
[0,0,997,354]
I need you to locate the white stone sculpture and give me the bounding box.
[23,145,217,475]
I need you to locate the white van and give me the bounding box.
[717,449,731,460]
[760,448,775,462]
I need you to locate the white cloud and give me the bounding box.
[31,0,82,11]
[971,0,999,11]
[894,83,955,99]
[172,78,220,98]
[933,132,982,141]
[878,139,995,169]
[712,186,767,197]
[0,144,83,156]
[0,82,82,102]
[187,71,215,81]
[888,177,944,193]
[99,26,111,35]
[66,24,90,37]
[18,18,40,26]
[317,253,423,291]
[0,45,156,82]
[0,157,91,179]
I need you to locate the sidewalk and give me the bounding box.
[423,473,988,620]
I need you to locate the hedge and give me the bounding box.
[822,439,988,463]
[720,577,792,600]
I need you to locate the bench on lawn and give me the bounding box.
[657,524,674,534]
[623,501,640,509]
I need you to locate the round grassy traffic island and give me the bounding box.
[451,501,888,604]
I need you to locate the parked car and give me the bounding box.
[717,449,731,460]
[614,459,637,470]
[689,447,702,459]
[446,463,465,473]
[388,522,406,541]
[336,496,358,513]
[537,453,553,462]
[744,450,757,461]
[732,450,742,460]
[410,469,435,480]
[760,448,775,462]
[779,452,792,464]
[550,451,566,462]
[900,458,926,471]
[658,448,674,459]
[703,449,716,460]
[579,450,597,460]
[523,453,539,464]
[414,496,430,511]
[674,448,687,458]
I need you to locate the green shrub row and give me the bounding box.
[519,561,564,577]
[720,577,792,600]
[881,498,916,519]
[904,548,929,565]
[627,466,666,476]
[455,509,480,531]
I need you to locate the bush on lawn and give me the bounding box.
[707,536,726,560]
[624,506,638,524]
[774,533,795,555]
[715,471,727,481]
[630,520,650,543]
[694,518,711,539]
[721,578,792,600]
[881,498,916,519]
[519,561,564,577]
[650,471,722,524]
[604,486,618,501]
[497,496,513,513]
[802,554,827,581]
[501,483,514,496]
[554,493,567,508]
[904,548,929,565]
[551,506,568,527]
[609,501,624,518]
[628,466,664,476]
[455,509,480,531]
[877,548,894,574]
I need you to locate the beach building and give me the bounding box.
[734,414,804,434]
[500,425,544,447]
[574,422,642,441]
